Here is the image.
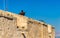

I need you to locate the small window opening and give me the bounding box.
[17,26,19,28]
[22,27,25,29]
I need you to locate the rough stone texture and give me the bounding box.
[0,17,24,38]
[48,24,55,38]
[0,10,55,38]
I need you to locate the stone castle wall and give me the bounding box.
[0,10,55,38]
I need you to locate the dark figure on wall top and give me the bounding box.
[19,10,25,16]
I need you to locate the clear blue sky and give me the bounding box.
[0,0,60,36]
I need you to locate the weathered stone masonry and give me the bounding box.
[0,10,55,38]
